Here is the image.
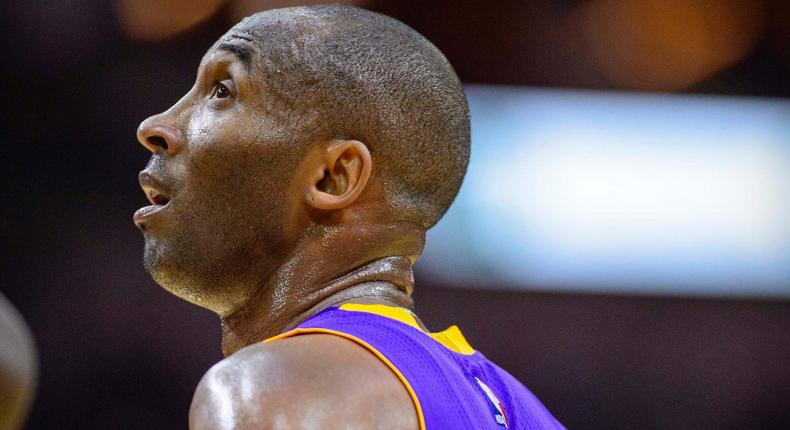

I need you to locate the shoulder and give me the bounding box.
[189,333,418,430]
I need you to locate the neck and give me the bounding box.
[220,221,424,356]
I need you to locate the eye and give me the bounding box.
[211,81,231,99]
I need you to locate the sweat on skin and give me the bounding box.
[130,4,532,430]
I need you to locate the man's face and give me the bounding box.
[135,33,305,316]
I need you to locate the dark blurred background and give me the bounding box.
[1,0,789,428]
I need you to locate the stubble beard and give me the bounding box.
[142,203,288,316]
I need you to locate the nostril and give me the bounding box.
[147,135,168,151]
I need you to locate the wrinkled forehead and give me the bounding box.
[205,8,331,61]
[200,30,257,69]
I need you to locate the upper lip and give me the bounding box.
[138,171,172,206]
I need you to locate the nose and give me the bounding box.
[137,115,184,155]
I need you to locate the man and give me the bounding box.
[135,5,564,429]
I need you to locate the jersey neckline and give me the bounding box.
[337,303,476,355]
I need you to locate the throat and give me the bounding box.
[298,280,428,332]
[219,222,424,356]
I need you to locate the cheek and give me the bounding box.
[182,111,267,209]
[178,130,296,245]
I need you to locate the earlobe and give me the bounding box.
[305,140,372,210]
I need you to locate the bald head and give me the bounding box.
[135,5,469,316]
[227,5,470,228]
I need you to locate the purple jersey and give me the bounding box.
[265,303,565,429]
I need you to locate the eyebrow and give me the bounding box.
[216,42,252,71]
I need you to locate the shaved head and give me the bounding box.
[227,5,471,228]
[135,5,469,316]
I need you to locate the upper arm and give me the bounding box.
[189,334,418,430]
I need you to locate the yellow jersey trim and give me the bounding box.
[430,325,476,355]
[264,327,426,430]
[338,303,476,356]
[339,303,422,330]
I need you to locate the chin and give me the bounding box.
[142,237,253,316]
[142,240,206,305]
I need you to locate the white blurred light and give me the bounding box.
[489,137,788,253]
[421,85,790,298]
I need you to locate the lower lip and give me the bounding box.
[134,204,169,227]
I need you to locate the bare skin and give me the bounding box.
[189,332,418,430]
[135,25,424,429]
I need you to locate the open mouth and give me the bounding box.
[146,189,171,206]
[135,171,174,228]
[138,170,173,207]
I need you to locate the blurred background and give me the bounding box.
[1,0,789,428]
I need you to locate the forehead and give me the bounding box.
[202,31,258,70]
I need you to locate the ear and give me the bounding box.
[305,139,372,210]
